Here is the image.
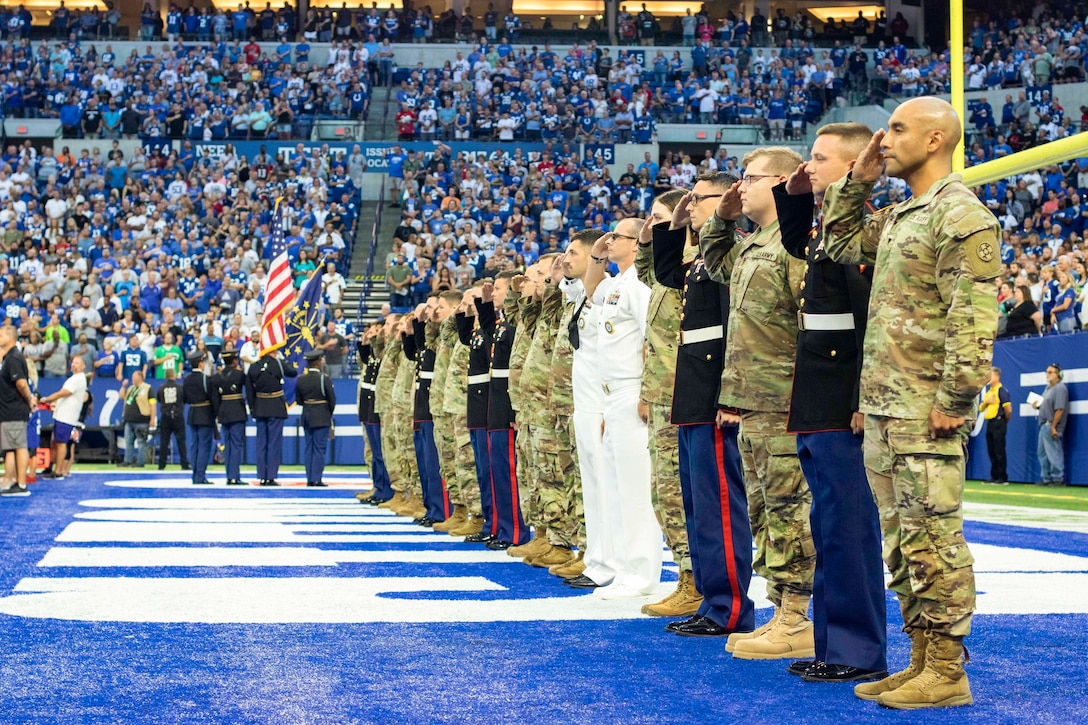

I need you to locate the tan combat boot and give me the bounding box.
[406,491,427,518]
[855,628,927,701]
[726,607,780,653]
[527,545,575,568]
[731,591,815,660]
[549,551,585,578]
[355,490,374,501]
[507,528,548,558]
[876,632,972,709]
[433,507,465,532]
[449,513,484,537]
[643,570,703,617]
[381,491,405,511]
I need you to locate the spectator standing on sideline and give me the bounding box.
[119,371,156,468]
[41,356,88,480]
[0,325,34,496]
[1033,364,1068,487]
[981,368,1012,484]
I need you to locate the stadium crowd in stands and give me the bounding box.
[0,138,359,379]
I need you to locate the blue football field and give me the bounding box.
[0,471,1085,724]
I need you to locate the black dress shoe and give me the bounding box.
[193,480,213,485]
[464,532,494,543]
[787,659,822,677]
[665,615,704,633]
[227,479,248,486]
[801,663,889,683]
[259,479,280,487]
[417,517,435,527]
[563,574,602,589]
[486,539,512,550]
[307,481,329,487]
[675,617,732,637]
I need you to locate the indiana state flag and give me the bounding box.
[281,267,325,368]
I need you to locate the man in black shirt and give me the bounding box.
[318,322,347,378]
[156,367,189,471]
[82,97,103,138]
[120,101,144,139]
[0,325,34,496]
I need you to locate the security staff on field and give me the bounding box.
[654,175,755,639]
[213,350,249,486]
[247,348,297,486]
[293,348,336,487]
[183,350,218,485]
[155,367,189,471]
[775,121,886,683]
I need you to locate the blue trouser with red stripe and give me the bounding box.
[470,428,494,532]
[415,421,449,521]
[679,423,755,632]
[365,422,393,501]
[488,427,529,545]
[797,430,887,671]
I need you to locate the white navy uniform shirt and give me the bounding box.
[564,278,604,414]
[593,264,651,385]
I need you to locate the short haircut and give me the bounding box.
[440,290,463,305]
[495,271,517,282]
[570,229,605,249]
[816,122,874,159]
[992,367,1001,377]
[692,172,738,191]
[654,188,688,212]
[742,146,803,176]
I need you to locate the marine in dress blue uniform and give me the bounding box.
[478,288,528,550]
[403,316,447,524]
[458,304,494,543]
[292,349,336,487]
[183,351,218,485]
[212,350,249,486]
[774,180,887,682]
[246,350,297,486]
[652,219,755,638]
[357,337,393,504]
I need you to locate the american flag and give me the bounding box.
[259,199,295,354]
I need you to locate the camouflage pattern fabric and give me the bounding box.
[516,423,540,527]
[375,336,402,490]
[738,410,814,606]
[863,415,976,637]
[557,414,586,549]
[392,342,420,494]
[452,413,482,516]
[508,292,541,412]
[649,403,690,570]
[522,284,565,429]
[699,217,805,412]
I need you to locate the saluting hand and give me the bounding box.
[715,180,743,221]
[851,129,886,184]
[785,165,813,196]
[670,192,693,230]
[591,232,612,259]
[511,274,526,293]
[481,280,494,302]
[639,214,655,244]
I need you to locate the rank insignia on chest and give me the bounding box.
[606,291,620,305]
[577,317,586,329]
[604,320,615,334]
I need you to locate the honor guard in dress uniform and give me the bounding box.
[583,220,661,599]
[458,286,495,543]
[184,350,218,485]
[478,273,526,551]
[823,99,999,709]
[213,350,249,486]
[652,177,756,638]
[155,367,189,471]
[774,122,887,684]
[700,148,816,661]
[356,328,394,504]
[635,189,700,619]
[292,349,336,487]
[246,348,297,486]
[404,301,448,525]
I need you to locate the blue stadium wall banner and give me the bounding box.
[190,141,555,170]
[966,333,1088,485]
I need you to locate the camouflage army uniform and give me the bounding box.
[376,334,405,492]
[823,173,1000,638]
[547,292,583,549]
[443,332,481,516]
[430,317,457,504]
[520,283,566,534]
[701,215,814,606]
[393,334,421,495]
[508,288,542,529]
[636,238,691,572]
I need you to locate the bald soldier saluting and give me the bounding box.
[822,97,1001,709]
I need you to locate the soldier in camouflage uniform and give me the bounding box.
[506,265,546,557]
[520,255,577,569]
[822,98,998,709]
[635,189,700,618]
[430,291,466,531]
[374,315,405,511]
[393,314,424,518]
[699,147,816,660]
[443,287,485,537]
